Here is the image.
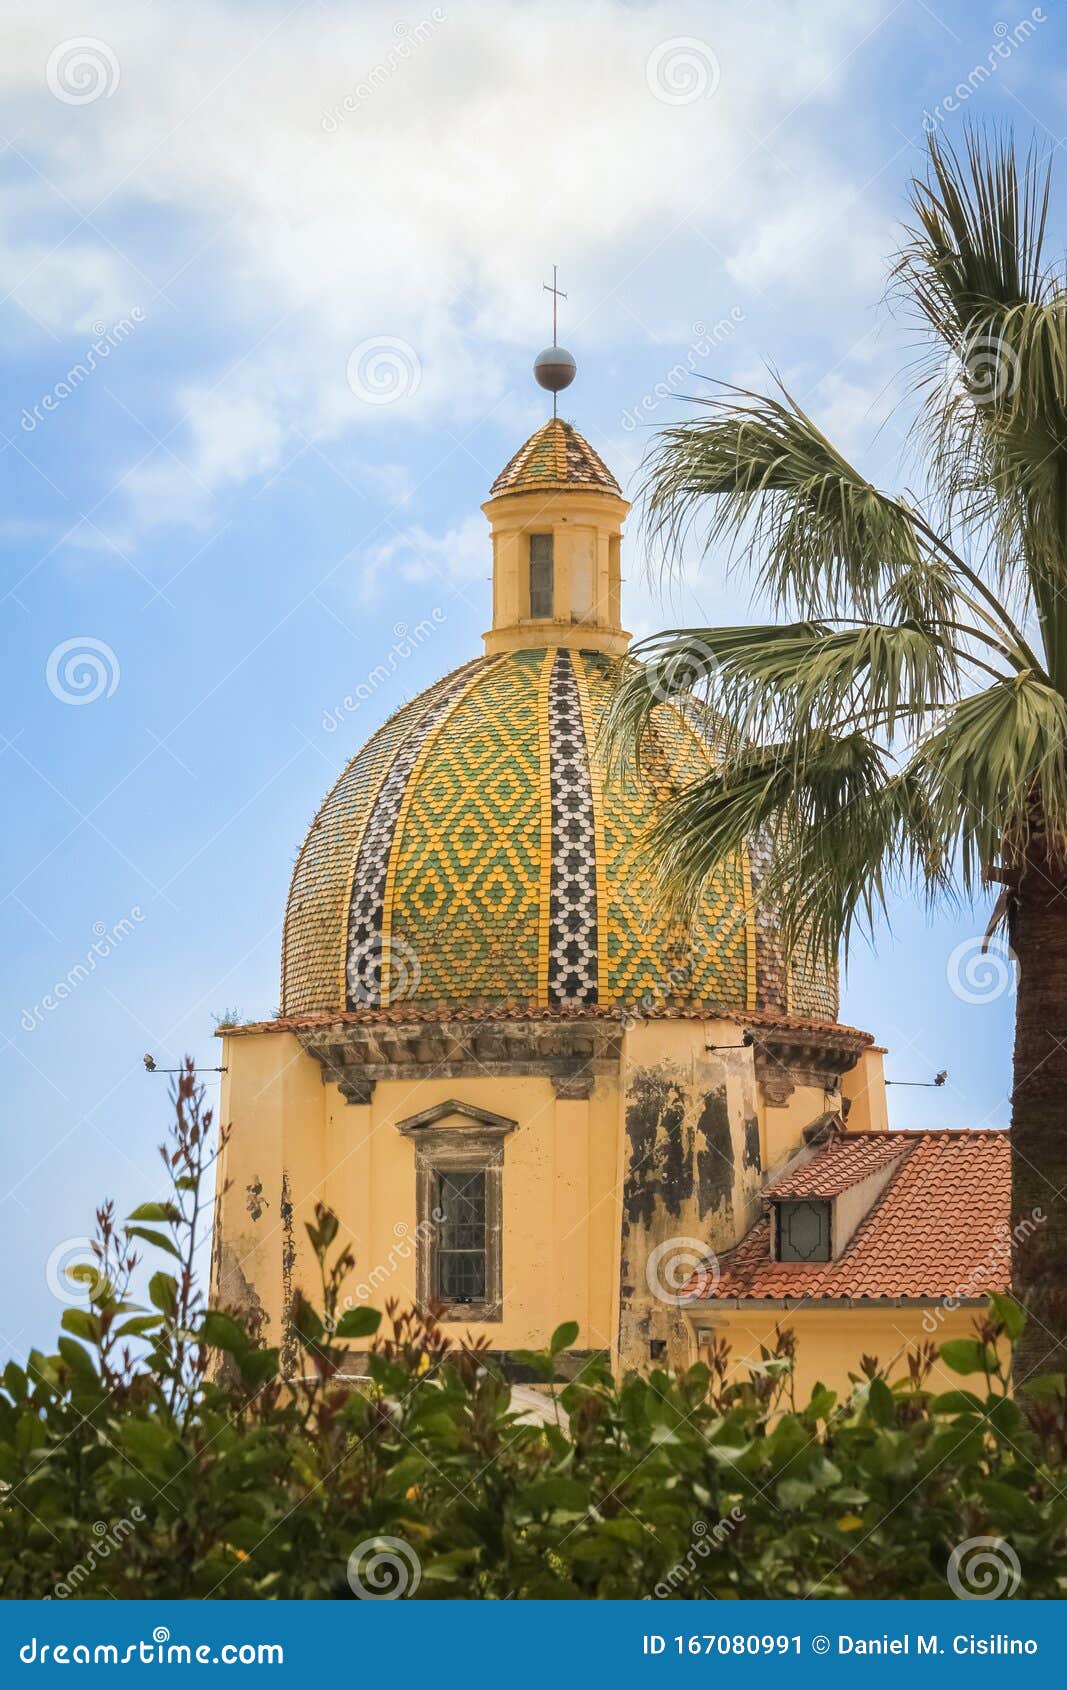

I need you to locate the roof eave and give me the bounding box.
[680,1294,995,1312]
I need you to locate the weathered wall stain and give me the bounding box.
[246,1178,267,1222]
[618,1051,767,1371]
[623,1068,690,1226]
[694,1086,734,1219]
[743,1114,761,1170]
[619,1061,742,1371]
[279,1170,297,1378]
[214,1241,267,1330]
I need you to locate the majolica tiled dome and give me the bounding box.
[281,644,837,1021]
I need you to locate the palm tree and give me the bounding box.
[606,131,1067,1387]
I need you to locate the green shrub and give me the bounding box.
[1,1064,1066,1600]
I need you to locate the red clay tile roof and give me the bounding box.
[684,1130,1010,1304]
[219,1003,875,1042]
[768,1131,908,1199]
[489,419,622,497]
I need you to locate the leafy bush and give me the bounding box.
[1,1064,1066,1600]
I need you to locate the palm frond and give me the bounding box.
[644,734,947,964]
[640,381,929,620]
[613,126,1067,974]
[897,131,1067,668]
[603,620,963,775]
[907,674,1067,888]
[898,129,1052,345]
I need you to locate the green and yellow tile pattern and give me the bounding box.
[280,647,838,1021]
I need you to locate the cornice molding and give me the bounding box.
[297,1016,623,1105]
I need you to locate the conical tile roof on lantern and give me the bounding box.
[489,418,622,498]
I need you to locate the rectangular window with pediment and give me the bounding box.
[398,1102,515,1323]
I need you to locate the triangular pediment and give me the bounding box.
[395,1099,517,1136]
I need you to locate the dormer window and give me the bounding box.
[774,1199,831,1262]
[529,533,554,618]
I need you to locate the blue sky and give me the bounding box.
[1,0,1060,1350]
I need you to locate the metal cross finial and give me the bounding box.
[533,268,576,418]
[543,264,567,347]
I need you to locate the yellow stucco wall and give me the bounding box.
[840,1048,890,1134]
[213,1032,327,1366]
[214,1029,627,1359]
[756,1048,886,1173]
[687,1306,993,1404]
[213,1018,895,1381]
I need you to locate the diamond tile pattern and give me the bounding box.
[282,679,464,1016]
[684,1131,1009,1302]
[281,646,840,1019]
[346,663,482,1007]
[384,649,543,1003]
[577,652,753,1011]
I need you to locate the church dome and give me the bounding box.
[281,421,837,1024]
[282,648,836,1023]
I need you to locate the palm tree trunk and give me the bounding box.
[1010,843,1067,1386]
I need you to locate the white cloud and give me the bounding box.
[724,180,887,299]
[358,513,487,606]
[1,0,893,527]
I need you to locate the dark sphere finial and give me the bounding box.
[534,344,577,394]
